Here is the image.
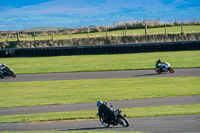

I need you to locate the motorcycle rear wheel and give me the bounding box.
[168,68,174,73]
[155,68,161,74]
[118,115,129,127]
[100,117,110,127]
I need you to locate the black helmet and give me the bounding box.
[157,59,161,63]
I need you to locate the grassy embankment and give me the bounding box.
[0,25,200,42]
[0,51,199,74]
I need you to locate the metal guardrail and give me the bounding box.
[0,41,200,57]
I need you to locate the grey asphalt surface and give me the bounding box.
[0,95,199,116]
[0,115,200,133]
[0,68,200,82]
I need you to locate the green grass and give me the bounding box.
[0,77,199,108]
[1,25,200,42]
[0,104,199,123]
[0,51,200,74]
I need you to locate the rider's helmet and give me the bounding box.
[157,59,161,63]
[97,101,103,107]
[1,63,6,66]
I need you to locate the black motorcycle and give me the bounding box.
[98,108,129,127]
[0,66,16,78]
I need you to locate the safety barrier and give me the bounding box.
[0,41,200,57]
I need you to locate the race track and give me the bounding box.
[0,68,200,133]
[0,68,200,82]
[0,115,200,133]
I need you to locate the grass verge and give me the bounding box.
[0,104,199,123]
[0,51,200,74]
[0,77,199,108]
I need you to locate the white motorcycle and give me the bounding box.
[154,62,174,74]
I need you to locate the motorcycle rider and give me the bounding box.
[0,63,6,78]
[155,59,164,71]
[155,59,161,67]
[97,101,114,124]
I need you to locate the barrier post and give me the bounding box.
[125,26,127,35]
[70,29,72,39]
[181,24,184,33]
[87,28,90,38]
[4,36,7,42]
[52,33,54,41]
[17,31,19,41]
[164,24,167,42]
[105,27,108,37]
[145,24,148,43]
[6,33,8,42]
[34,32,36,41]
[145,24,147,35]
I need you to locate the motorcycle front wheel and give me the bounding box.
[99,117,110,127]
[118,115,129,127]
[168,68,174,73]
[12,73,16,78]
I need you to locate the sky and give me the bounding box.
[0,0,200,31]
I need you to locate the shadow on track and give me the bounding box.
[132,72,170,77]
[59,126,106,131]
[132,73,157,77]
[60,126,123,131]
[0,77,12,80]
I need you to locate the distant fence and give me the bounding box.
[1,33,200,49]
[0,41,200,57]
[0,22,200,41]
